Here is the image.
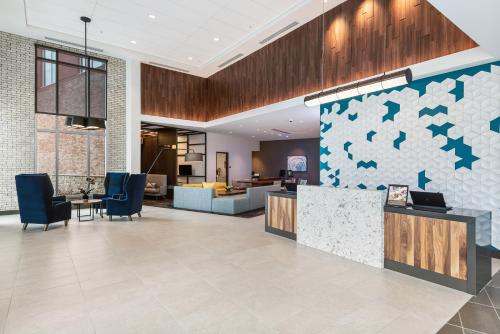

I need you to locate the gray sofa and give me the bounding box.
[173,184,281,215]
[144,174,167,198]
[173,186,214,212]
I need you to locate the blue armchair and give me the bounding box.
[15,174,72,231]
[107,174,146,221]
[93,172,129,210]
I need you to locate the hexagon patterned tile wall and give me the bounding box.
[320,61,500,249]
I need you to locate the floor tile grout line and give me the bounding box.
[461,326,490,334]
[457,310,465,334]
[468,301,497,309]
[483,288,500,321]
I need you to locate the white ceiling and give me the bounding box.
[0,0,344,77]
[208,103,320,141]
[428,0,500,58]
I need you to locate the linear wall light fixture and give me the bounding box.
[304,69,412,107]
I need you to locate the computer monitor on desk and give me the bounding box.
[410,191,452,213]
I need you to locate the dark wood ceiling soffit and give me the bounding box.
[141,0,477,122]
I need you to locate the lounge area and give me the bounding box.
[174,183,281,215]
[1,0,500,333]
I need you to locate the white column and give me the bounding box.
[126,59,141,173]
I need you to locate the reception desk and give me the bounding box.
[263,186,492,294]
[384,206,492,294]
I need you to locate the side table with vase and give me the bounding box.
[73,199,103,222]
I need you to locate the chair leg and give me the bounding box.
[64,220,69,227]
[22,223,28,230]
[44,224,49,231]
[109,216,112,221]
[128,215,133,221]
[138,212,142,218]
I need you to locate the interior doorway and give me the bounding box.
[216,152,229,184]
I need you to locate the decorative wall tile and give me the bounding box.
[320,62,500,248]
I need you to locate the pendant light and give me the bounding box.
[65,16,106,130]
[185,150,203,162]
[305,69,412,106]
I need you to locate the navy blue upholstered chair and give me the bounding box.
[93,172,129,209]
[107,174,146,221]
[15,174,72,231]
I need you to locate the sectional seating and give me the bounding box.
[212,184,281,214]
[173,184,281,215]
[173,187,214,212]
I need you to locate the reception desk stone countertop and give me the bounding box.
[297,186,385,268]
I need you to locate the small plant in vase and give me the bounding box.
[225,185,233,192]
[79,177,95,201]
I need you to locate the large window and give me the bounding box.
[36,114,105,195]
[35,45,107,120]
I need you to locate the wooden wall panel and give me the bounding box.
[141,0,477,121]
[141,64,208,121]
[384,212,468,280]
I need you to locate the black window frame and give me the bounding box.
[35,44,108,120]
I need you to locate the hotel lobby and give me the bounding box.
[1,0,500,333]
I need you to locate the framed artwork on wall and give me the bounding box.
[287,155,307,172]
[386,184,409,207]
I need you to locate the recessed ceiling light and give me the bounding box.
[229,131,232,134]
[130,40,137,44]
[148,14,156,19]
[187,56,193,60]
[251,135,255,138]
[213,37,220,42]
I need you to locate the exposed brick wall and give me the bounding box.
[0,31,126,211]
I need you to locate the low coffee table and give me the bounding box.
[217,189,246,196]
[73,199,103,222]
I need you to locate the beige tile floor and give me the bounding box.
[0,206,484,334]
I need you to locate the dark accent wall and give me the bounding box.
[141,128,178,185]
[253,138,320,185]
[141,0,477,122]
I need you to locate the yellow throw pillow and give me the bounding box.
[202,182,216,189]
[214,182,227,189]
[182,183,203,188]
[203,182,226,189]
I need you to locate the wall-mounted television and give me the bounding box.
[178,164,193,176]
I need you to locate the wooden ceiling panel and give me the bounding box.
[141,0,477,122]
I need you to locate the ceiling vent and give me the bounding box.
[44,37,104,52]
[218,53,244,68]
[259,21,299,45]
[271,128,292,135]
[149,62,190,73]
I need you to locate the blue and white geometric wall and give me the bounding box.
[320,62,500,248]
